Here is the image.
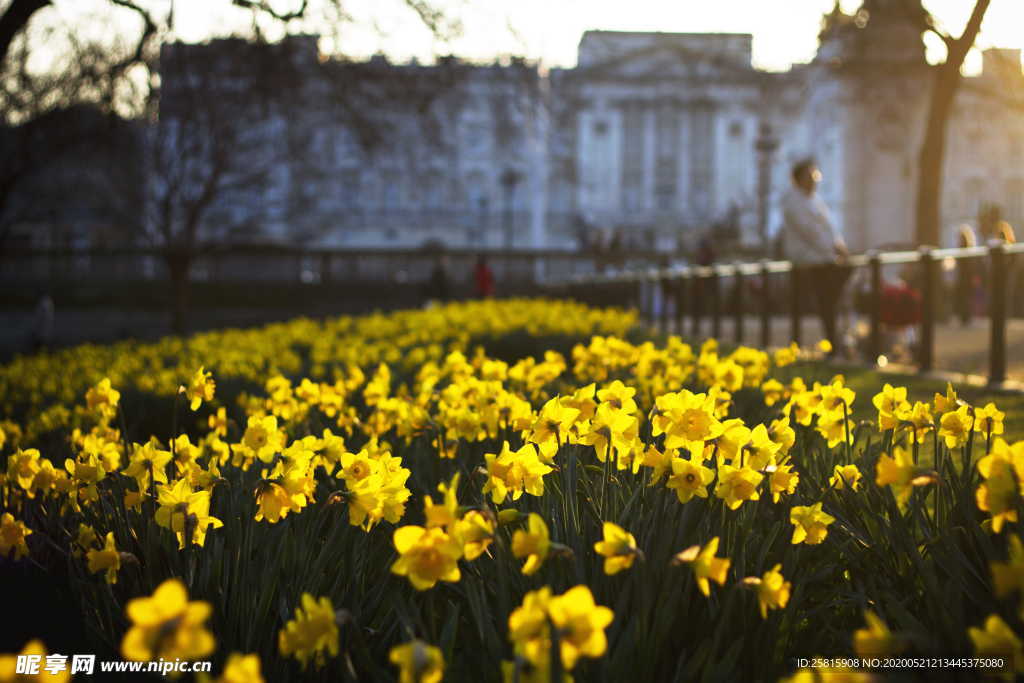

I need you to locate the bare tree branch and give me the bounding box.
[230,0,310,22]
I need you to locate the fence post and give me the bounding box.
[789,265,801,345]
[760,260,771,349]
[321,252,331,285]
[918,247,935,373]
[675,273,687,337]
[711,267,722,340]
[733,264,745,344]
[691,271,702,339]
[868,252,882,363]
[989,243,1007,386]
[643,274,653,323]
[659,274,671,334]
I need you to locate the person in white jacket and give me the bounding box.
[780,159,850,351]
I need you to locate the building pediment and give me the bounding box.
[570,44,761,85]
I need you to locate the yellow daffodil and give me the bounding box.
[390,525,463,590]
[86,531,124,584]
[483,442,552,504]
[121,579,214,662]
[876,446,936,507]
[976,402,1006,438]
[873,383,910,431]
[6,448,41,493]
[665,454,715,503]
[969,615,1024,672]
[512,513,551,576]
[454,510,495,561]
[674,536,730,597]
[977,441,1024,533]
[830,464,862,491]
[789,502,835,545]
[215,653,264,683]
[241,414,285,463]
[389,640,444,683]
[0,513,31,559]
[123,440,172,491]
[183,366,215,411]
[854,610,903,658]
[743,564,791,619]
[594,521,640,575]
[770,461,800,503]
[154,478,223,548]
[547,585,614,670]
[0,640,70,683]
[715,464,763,510]
[278,594,340,670]
[933,382,959,414]
[773,341,799,367]
[992,535,1024,597]
[939,405,974,449]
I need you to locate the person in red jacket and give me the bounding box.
[474,254,495,298]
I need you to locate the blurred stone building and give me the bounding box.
[152,0,1024,253]
[0,106,144,249]
[156,35,548,250]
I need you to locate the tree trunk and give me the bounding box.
[914,0,991,247]
[915,71,957,247]
[166,251,192,336]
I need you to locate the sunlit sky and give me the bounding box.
[39,0,1024,74]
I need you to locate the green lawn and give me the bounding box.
[814,362,1024,442]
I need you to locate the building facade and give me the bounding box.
[156,0,1024,254]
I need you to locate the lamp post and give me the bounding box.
[755,121,779,255]
[471,196,488,247]
[500,168,522,250]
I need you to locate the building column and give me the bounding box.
[677,103,690,218]
[528,93,548,251]
[642,104,656,212]
[576,110,590,217]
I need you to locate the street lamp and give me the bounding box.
[755,121,779,255]
[500,168,522,250]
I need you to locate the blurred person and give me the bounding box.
[695,234,715,267]
[30,292,54,352]
[954,224,981,326]
[425,254,451,305]
[881,266,922,362]
[975,219,1016,319]
[473,254,495,298]
[994,220,1016,245]
[780,158,849,353]
[609,229,625,270]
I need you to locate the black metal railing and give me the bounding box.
[545,243,1024,387]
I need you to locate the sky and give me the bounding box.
[38,0,1024,74]
[167,0,1024,72]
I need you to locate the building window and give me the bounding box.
[339,169,361,207]
[380,170,401,207]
